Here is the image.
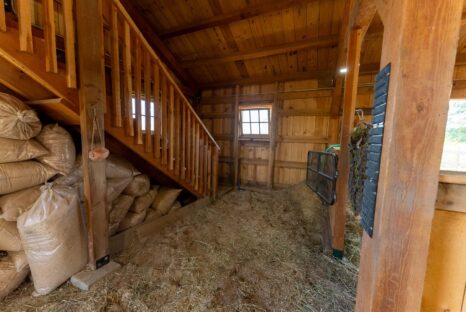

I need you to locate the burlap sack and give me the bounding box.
[0,257,29,301]
[0,186,41,221]
[0,161,57,195]
[118,211,147,232]
[0,138,48,164]
[107,177,133,202]
[36,124,76,175]
[0,93,41,140]
[9,251,28,272]
[106,155,140,179]
[152,187,182,216]
[129,187,158,214]
[169,201,182,213]
[17,184,87,296]
[0,219,22,251]
[123,174,150,197]
[109,195,134,234]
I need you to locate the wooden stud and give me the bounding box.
[62,0,77,88]
[332,28,363,254]
[17,0,33,52]
[43,0,57,73]
[153,61,161,160]
[111,4,122,127]
[123,21,134,136]
[76,0,108,270]
[168,84,175,171]
[144,50,152,152]
[134,38,143,145]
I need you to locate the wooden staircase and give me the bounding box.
[0,0,219,198]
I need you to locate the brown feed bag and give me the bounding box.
[0,186,42,221]
[0,138,48,164]
[0,161,57,195]
[0,257,29,301]
[152,187,182,216]
[0,93,41,140]
[130,187,158,214]
[123,174,150,197]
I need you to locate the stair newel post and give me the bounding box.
[76,0,109,270]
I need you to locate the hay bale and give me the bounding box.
[0,93,41,140]
[35,124,76,175]
[0,138,48,164]
[123,174,150,197]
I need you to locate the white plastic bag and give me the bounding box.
[17,184,88,296]
[0,93,41,140]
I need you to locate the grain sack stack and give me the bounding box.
[0,93,82,300]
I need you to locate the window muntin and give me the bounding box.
[240,108,270,136]
[440,100,466,172]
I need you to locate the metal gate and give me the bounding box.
[306,151,338,205]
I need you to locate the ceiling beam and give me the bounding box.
[200,62,381,89]
[118,0,198,96]
[181,35,339,68]
[158,0,326,40]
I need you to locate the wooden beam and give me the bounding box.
[332,28,363,256]
[355,1,463,311]
[159,0,325,39]
[118,0,198,96]
[232,85,240,188]
[76,0,109,270]
[181,35,338,68]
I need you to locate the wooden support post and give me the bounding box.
[355,1,463,311]
[331,28,363,256]
[76,0,109,270]
[232,84,240,188]
[267,82,279,188]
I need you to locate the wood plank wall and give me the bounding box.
[200,76,375,188]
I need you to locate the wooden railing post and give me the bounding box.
[212,147,219,199]
[76,0,109,270]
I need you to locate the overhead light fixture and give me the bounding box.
[339,67,348,74]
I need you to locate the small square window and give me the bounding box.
[240,108,270,136]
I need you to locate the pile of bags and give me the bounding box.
[0,93,184,300]
[0,93,86,299]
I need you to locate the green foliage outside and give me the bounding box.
[445,101,466,143]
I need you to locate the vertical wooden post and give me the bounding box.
[144,50,152,152]
[134,39,143,144]
[331,28,363,257]
[111,4,122,127]
[43,0,57,73]
[123,21,134,137]
[0,0,6,32]
[76,0,109,270]
[356,1,463,311]
[267,82,279,189]
[62,0,77,88]
[168,85,175,171]
[212,147,219,199]
[232,85,240,188]
[17,0,33,53]
[153,61,161,160]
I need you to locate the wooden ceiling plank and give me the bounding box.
[182,35,338,67]
[158,0,331,39]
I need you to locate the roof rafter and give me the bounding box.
[181,35,339,68]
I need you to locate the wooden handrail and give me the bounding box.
[112,0,220,151]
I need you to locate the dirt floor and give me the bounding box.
[1,183,360,312]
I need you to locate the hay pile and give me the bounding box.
[1,183,359,312]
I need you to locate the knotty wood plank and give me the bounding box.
[43,0,57,73]
[355,1,463,310]
[76,0,109,269]
[111,3,122,127]
[134,38,143,145]
[17,0,33,52]
[123,21,134,136]
[63,0,76,88]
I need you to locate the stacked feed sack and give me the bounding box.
[0,93,81,299]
